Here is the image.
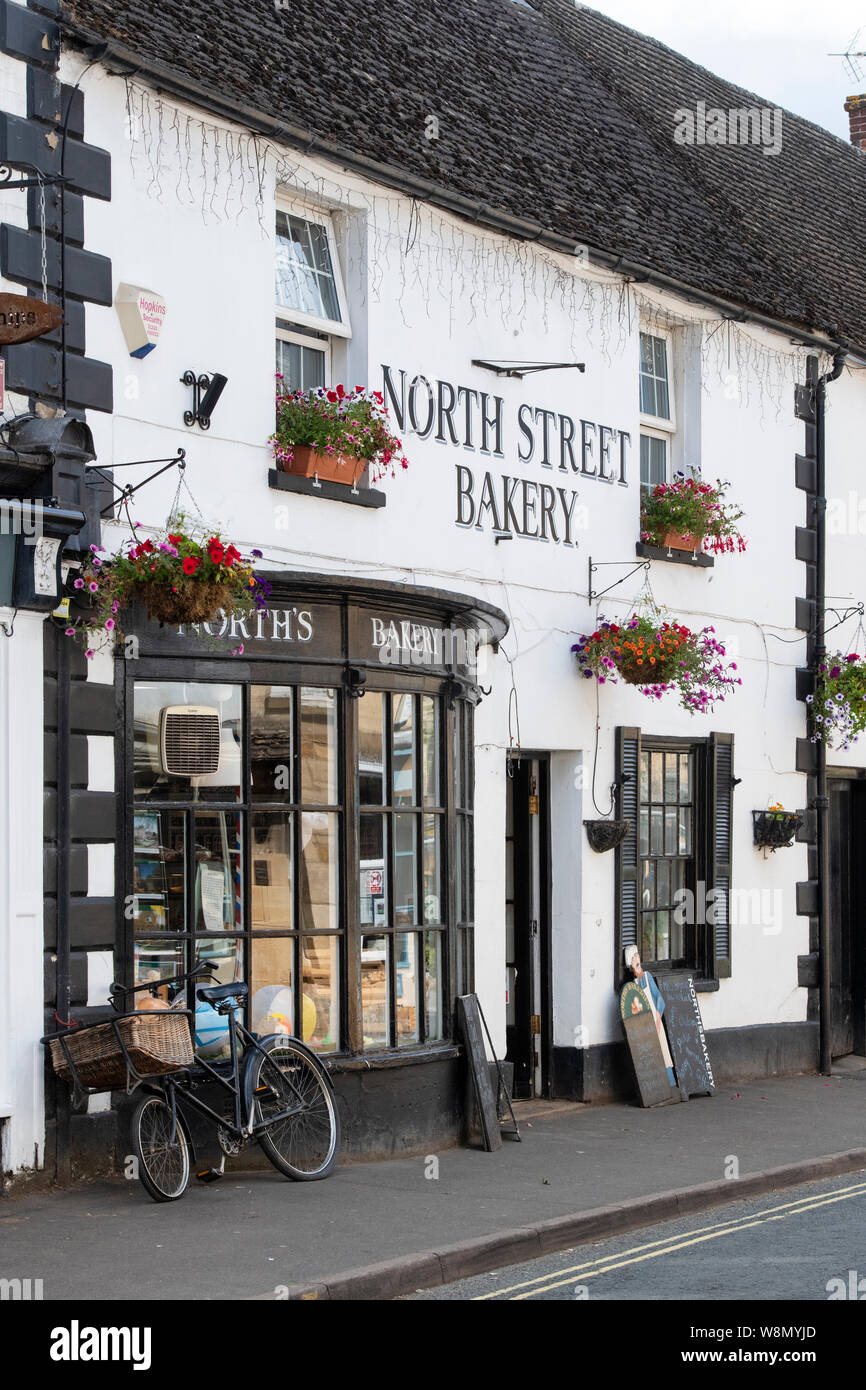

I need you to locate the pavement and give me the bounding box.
[1,1072,865,1301]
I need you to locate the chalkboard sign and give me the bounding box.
[657,975,715,1098]
[622,1011,678,1108]
[457,994,502,1151]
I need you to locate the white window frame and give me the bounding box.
[639,329,676,489]
[275,198,352,340]
[275,322,332,390]
[639,425,670,491]
[639,328,675,433]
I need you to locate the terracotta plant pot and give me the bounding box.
[280,444,367,486]
[661,529,703,554]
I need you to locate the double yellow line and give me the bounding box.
[473,1179,866,1300]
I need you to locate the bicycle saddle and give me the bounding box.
[197,983,249,1005]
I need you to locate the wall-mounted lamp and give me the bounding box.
[181,371,228,430]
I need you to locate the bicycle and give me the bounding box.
[111,961,340,1202]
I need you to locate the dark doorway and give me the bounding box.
[828,776,866,1058]
[505,757,551,1098]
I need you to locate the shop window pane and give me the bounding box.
[454,707,465,809]
[133,940,184,995]
[360,814,388,928]
[250,811,292,930]
[422,697,439,807]
[194,811,242,932]
[679,754,692,802]
[463,706,474,811]
[251,686,293,802]
[395,813,417,925]
[664,807,678,855]
[650,806,664,855]
[639,751,650,802]
[640,916,655,963]
[457,927,474,994]
[358,691,386,805]
[655,910,671,961]
[671,911,684,962]
[300,687,338,804]
[641,859,655,910]
[464,817,474,921]
[134,681,241,802]
[656,858,670,907]
[455,814,465,922]
[250,936,295,1037]
[194,936,243,1059]
[393,693,415,806]
[424,932,443,1041]
[664,754,678,803]
[301,935,339,1052]
[639,806,649,858]
[133,811,185,932]
[422,814,441,924]
[396,932,419,1046]
[679,808,692,855]
[361,934,389,1048]
[300,812,339,933]
[650,752,663,804]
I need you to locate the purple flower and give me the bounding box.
[74,577,85,590]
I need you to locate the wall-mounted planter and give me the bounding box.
[752,810,802,850]
[662,529,703,555]
[584,819,630,852]
[279,445,367,487]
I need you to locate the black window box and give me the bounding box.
[636,541,714,569]
[268,467,386,508]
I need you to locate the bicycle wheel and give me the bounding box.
[131,1093,190,1202]
[249,1039,339,1180]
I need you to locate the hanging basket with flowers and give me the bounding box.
[640,470,747,555]
[65,519,271,657]
[271,380,409,486]
[807,653,866,749]
[571,612,741,714]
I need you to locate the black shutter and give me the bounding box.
[707,731,734,979]
[615,726,641,983]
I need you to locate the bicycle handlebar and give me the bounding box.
[108,958,215,1009]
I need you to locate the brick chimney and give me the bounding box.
[844,94,866,150]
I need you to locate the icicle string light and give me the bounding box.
[122,80,828,416]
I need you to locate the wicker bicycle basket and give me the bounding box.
[49,1011,194,1090]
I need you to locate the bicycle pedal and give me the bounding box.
[195,1168,224,1184]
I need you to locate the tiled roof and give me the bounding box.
[60,0,866,347]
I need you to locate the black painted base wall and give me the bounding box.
[552,1020,820,1103]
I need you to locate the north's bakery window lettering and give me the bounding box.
[129,672,469,1056]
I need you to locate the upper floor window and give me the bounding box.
[639,330,674,492]
[275,205,350,392]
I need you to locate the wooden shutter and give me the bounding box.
[615,726,641,981]
[707,731,734,979]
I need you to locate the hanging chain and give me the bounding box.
[37,172,48,304]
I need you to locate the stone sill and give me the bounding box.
[268,467,386,508]
[636,540,714,569]
[327,1045,460,1073]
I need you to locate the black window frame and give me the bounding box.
[118,653,476,1060]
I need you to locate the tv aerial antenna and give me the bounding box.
[830,27,866,84]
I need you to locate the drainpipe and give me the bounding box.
[815,350,847,1077]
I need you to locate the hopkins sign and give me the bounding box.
[381,363,632,545]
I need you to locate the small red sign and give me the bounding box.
[366,869,383,896]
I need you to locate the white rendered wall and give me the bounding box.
[62,63,866,1072]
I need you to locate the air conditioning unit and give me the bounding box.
[159,705,221,778]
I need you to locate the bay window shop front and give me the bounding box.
[119,577,506,1154]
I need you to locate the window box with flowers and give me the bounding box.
[270,381,409,504]
[639,470,747,558]
[571,612,741,714]
[65,521,271,656]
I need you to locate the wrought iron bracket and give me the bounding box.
[587,556,651,604]
[86,448,187,518]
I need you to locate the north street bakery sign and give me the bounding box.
[382,363,632,547]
